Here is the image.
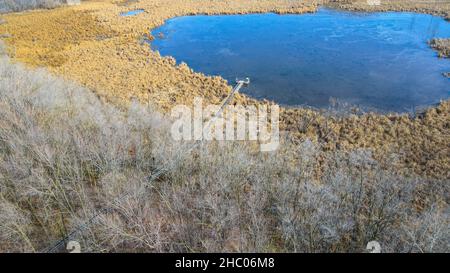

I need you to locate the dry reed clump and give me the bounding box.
[0,53,448,253]
[429,38,450,58]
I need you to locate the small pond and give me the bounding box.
[121,9,144,16]
[150,8,450,112]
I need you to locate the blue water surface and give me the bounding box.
[121,9,144,16]
[151,8,450,112]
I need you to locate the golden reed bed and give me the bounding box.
[0,0,449,178]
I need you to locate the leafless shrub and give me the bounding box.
[0,199,34,252]
[0,56,448,253]
[0,42,5,56]
[0,0,68,13]
[399,205,449,253]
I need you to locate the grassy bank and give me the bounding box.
[0,47,448,252]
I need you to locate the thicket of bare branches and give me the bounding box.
[0,50,448,253]
[0,0,71,13]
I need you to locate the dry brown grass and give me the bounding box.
[430,38,450,58]
[328,0,450,19]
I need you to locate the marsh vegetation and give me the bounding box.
[0,50,447,252]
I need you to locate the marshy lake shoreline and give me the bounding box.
[0,0,449,178]
[150,8,450,112]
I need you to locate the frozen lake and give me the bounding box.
[151,8,450,112]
